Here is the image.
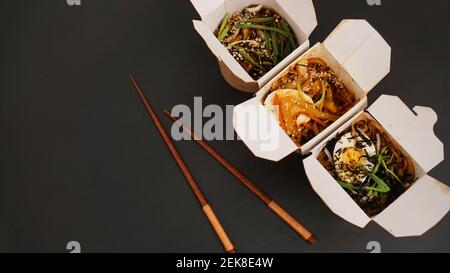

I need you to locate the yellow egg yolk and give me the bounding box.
[340,147,366,171]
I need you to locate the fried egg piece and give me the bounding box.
[333,132,376,184]
[264,91,279,121]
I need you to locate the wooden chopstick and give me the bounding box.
[164,110,316,244]
[129,75,235,253]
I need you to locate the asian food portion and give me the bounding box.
[215,4,298,80]
[264,57,356,146]
[317,114,416,217]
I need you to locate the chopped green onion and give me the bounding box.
[279,33,285,58]
[372,154,382,175]
[367,189,379,198]
[365,172,391,193]
[338,181,355,190]
[315,89,326,109]
[281,19,297,49]
[245,17,275,23]
[238,24,291,38]
[218,25,230,42]
[372,146,388,175]
[232,45,263,69]
[264,30,272,53]
[283,43,291,59]
[271,30,279,64]
[381,158,403,184]
[373,147,403,185]
[338,181,359,194]
[217,13,230,39]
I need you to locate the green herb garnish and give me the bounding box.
[365,172,391,193]
[246,17,275,23]
[217,13,230,41]
[281,19,297,49]
[232,45,263,69]
[238,24,292,38]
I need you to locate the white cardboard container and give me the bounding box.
[233,20,391,161]
[304,95,450,237]
[190,0,317,93]
[233,20,449,236]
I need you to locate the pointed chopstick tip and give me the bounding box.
[307,235,317,244]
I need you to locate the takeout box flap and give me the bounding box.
[367,95,444,173]
[323,20,391,93]
[190,0,224,19]
[233,97,298,161]
[277,0,317,37]
[303,155,371,227]
[374,175,450,237]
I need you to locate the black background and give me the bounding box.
[0,0,449,253]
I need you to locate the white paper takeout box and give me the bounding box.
[230,17,449,236]
[190,0,317,93]
[233,20,391,161]
[304,95,450,237]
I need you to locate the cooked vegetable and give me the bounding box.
[246,17,275,23]
[264,57,356,145]
[339,181,359,195]
[317,114,416,217]
[218,25,230,42]
[281,19,297,48]
[232,45,262,69]
[238,24,292,37]
[365,172,391,193]
[217,13,230,41]
[215,5,298,80]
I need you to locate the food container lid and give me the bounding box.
[276,0,317,38]
[190,0,223,20]
[233,97,298,161]
[323,20,391,94]
[373,174,450,237]
[366,96,449,236]
[367,95,444,173]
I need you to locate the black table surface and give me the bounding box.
[1,0,449,253]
